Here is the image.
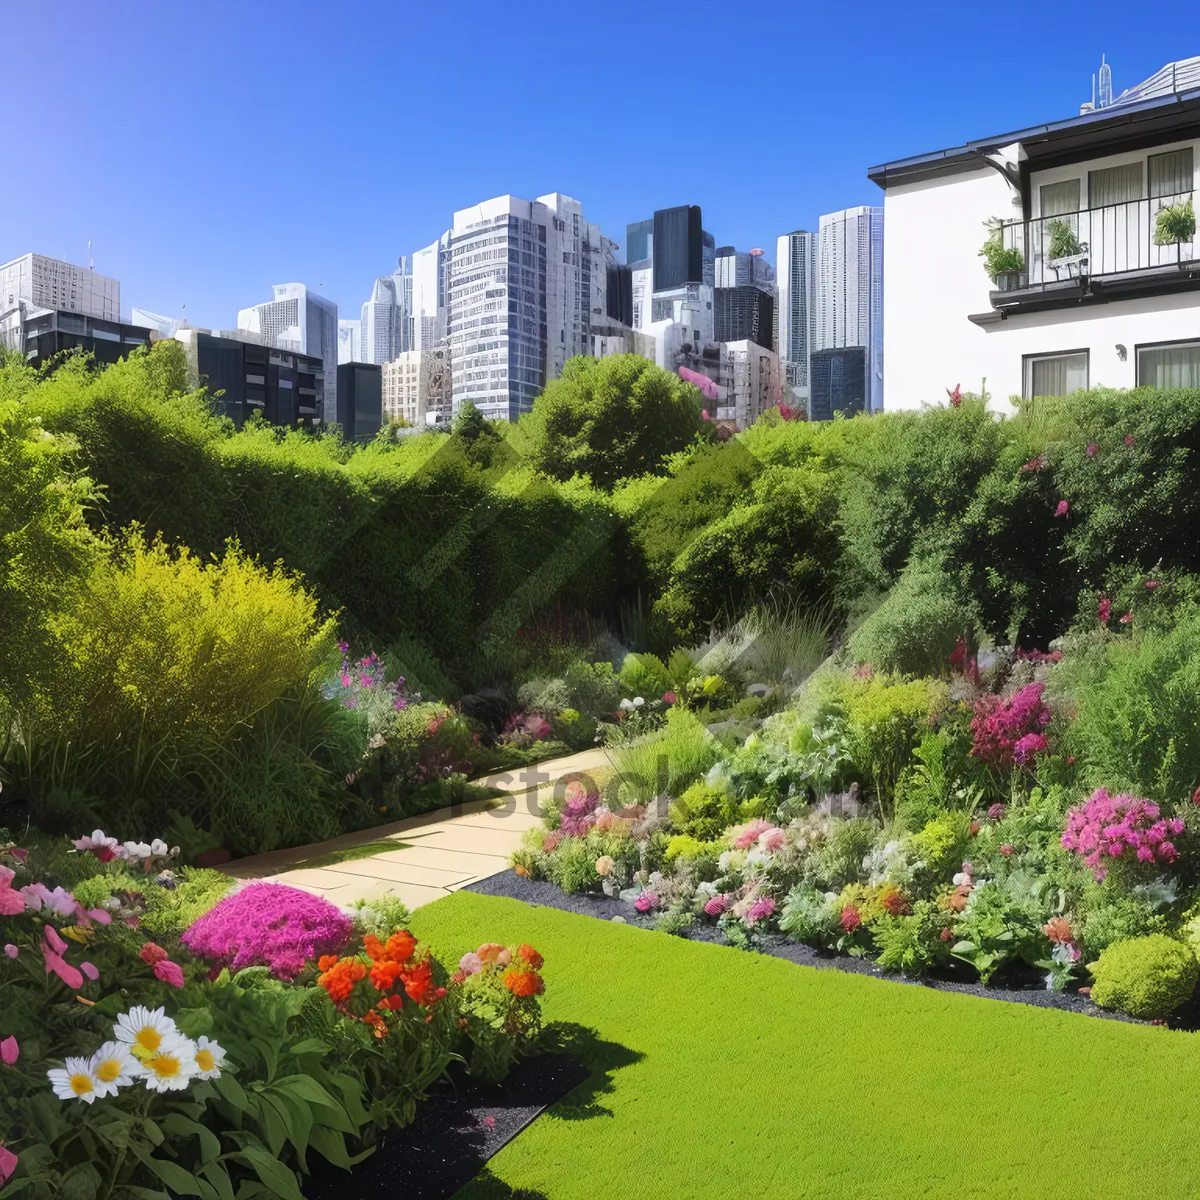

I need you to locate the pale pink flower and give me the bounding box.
[153,960,185,988]
[2,945,16,959]
[458,951,483,977]
[0,1036,18,1065]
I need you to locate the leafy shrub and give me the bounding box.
[908,814,971,885]
[803,818,877,892]
[1089,934,1199,1019]
[779,884,841,947]
[552,707,598,750]
[950,880,1042,984]
[872,900,952,976]
[669,782,739,841]
[526,353,709,489]
[847,557,975,676]
[1154,197,1196,246]
[663,834,725,877]
[518,675,572,716]
[841,674,946,814]
[1075,887,1169,961]
[620,652,672,701]
[652,465,838,642]
[1065,608,1200,801]
[610,707,718,806]
[454,942,546,1085]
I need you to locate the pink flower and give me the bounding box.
[42,928,83,991]
[153,960,185,988]
[1119,611,1133,625]
[0,870,24,917]
[139,942,169,966]
[1145,579,1161,590]
[1054,500,1069,518]
[1124,433,1135,446]
[80,961,99,981]
[999,844,1015,857]
[0,1144,17,1187]
[758,828,786,854]
[662,691,677,706]
[1062,788,1184,879]
[745,896,777,924]
[971,683,1052,769]
[1098,596,1112,624]
[734,818,774,851]
[633,892,658,913]
[71,830,124,863]
[7,849,26,864]
[458,951,483,977]
[704,895,728,917]
[987,803,1007,822]
[2,945,16,960]
[0,1036,18,1066]
[1086,442,1098,458]
[1012,732,1049,767]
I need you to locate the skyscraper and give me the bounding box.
[237,283,338,421]
[447,192,611,421]
[776,230,818,404]
[337,319,362,364]
[412,232,451,351]
[652,206,704,292]
[357,257,414,365]
[817,206,884,412]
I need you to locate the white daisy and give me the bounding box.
[140,1034,200,1092]
[114,1006,178,1060]
[48,1056,100,1104]
[191,1036,227,1080]
[89,1041,139,1096]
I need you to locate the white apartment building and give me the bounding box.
[870,55,1200,410]
[817,206,884,411]
[412,232,451,351]
[1,253,120,321]
[337,319,362,364]
[448,192,611,421]
[238,283,338,420]
[382,348,451,426]
[776,230,818,406]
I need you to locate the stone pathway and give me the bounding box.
[220,747,611,911]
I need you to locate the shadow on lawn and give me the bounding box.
[457,1170,550,1199]
[541,1022,643,1121]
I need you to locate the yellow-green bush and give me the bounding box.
[1089,934,1199,1019]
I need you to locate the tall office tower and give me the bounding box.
[776,229,818,404]
[338,319,362,364]
[651,206,704,291]
[412,232,451,350]
[714,247,776,292]
[361,275,397,364]
[817,206,884,412]
[714,287,774,348]
[237,283,339,421]
[394,255,413,354]
[1,252,120,320]
[448,192,611,421]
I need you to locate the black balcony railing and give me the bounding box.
[996,191,1195,290]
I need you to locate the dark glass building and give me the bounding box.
[335,362,383,442]
[714,287,774,349]
[810,346,868,421]
[606,261,633,326]
[174,331,323,428]
[652,205,705,291]
[13,309,152,366]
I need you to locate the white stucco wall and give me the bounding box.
[882,159,1200,411]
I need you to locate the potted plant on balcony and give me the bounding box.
[1153,197,1195,260]
[980,218,1026,291]
[1046,218,1087,279]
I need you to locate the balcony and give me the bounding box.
[989,191,1199,312]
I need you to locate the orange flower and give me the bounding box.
[369,959,405,992]
[318,958,367,1003]
[318,955,341,972]
[363,934,386,962]
[362,1010,388,1039]
[502,967,544,997]
[477,943,511,966]
[385,930,417,963]
[1043,916,1073,944]
[517,944,544,970]
[402,959,447,1007]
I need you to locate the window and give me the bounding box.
[1023,350,1088,398]
[1040,179,1080,216]
[1149,148,1194,200]
[1137,339,1200,388]
[1089,162,1143,208]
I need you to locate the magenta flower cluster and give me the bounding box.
[970,682,1052,769]
[325,643,408,713]
[559,792,600,838]
[1061,788,1185,880]
[182,883,353,979]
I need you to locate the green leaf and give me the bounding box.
[270,1074,338,1111]
[266,1089,313,1169]
[215,1071,250,1112]
[137,1154,206,1197]
[307,1125,374,1171]
[233,1148,305,1200]
[287,1038,330,1056]
[124,1188,171,1199]
[256,1095,289,1158]
[161,1113,223,1165]
[201,1160,238,1200]
[142,1117,165,1147]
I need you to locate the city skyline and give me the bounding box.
[3,2,1180,333]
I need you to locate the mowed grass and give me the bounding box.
[411,891,1200,1200]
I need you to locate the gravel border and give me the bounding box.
[465,870,1150,1025]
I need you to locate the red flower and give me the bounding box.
[139,942,169,966]
[840,905,862,934]
[946,383,962,407]
[940,927,954,943]
[517,944,544,970]
[401,959,446,1007]
[999,844,1014,857]
[949,637,967,666]
[1021,454,1048,472]
[1119,611,1133,625]
[1192,787,1200,807]
[1098,596,1112,624]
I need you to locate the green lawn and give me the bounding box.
[411,891,1200,1200]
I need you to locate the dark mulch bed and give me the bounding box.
[466,870,1158,1026]
[304,1053,589,1199]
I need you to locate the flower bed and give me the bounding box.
[0,829,549,1197]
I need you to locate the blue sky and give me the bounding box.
[3,1,1191,329]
